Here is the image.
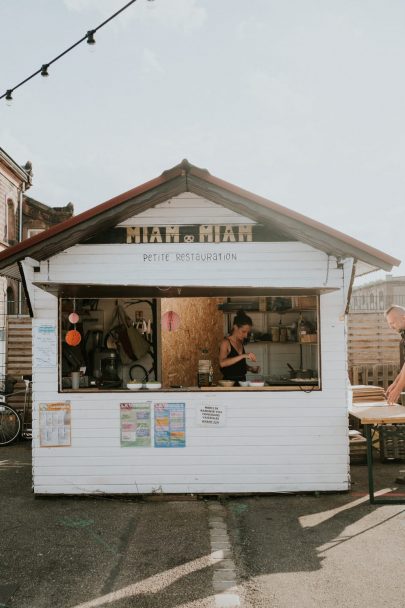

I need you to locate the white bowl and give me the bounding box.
[238,381,250,387]
[218,380,235,387]
[145,382,162,390]
[127,383,142,390]
[249,381,265,387]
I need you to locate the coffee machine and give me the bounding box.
[85,330,121,386]
[93,348,120,386]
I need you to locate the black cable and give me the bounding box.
[1,0,139,101]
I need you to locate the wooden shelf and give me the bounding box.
[222,309,316,313]
[249,341,317,345]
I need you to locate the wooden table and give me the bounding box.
[349,404,405,504]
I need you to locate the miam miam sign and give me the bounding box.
[126,224,254,244]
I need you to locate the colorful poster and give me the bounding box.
[120,402,151,447]
[39,402,71,447]
[154,403,185,448]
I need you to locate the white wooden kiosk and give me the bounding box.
[0,160,400,495]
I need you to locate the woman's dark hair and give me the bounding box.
[233,309,253,328]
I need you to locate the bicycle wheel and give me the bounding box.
[0,404,21,446]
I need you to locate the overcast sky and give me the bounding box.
[1,0,404,284]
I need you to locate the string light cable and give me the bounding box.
[1,0,155,103]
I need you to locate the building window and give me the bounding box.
[6,199,17,245]
[6,287,15,315]
[27,228,44,239]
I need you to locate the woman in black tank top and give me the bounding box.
[219,310,260,383]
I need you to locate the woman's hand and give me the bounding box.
[245,352,257,362]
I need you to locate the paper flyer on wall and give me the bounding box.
[154,403,185,448]
[39,402,71,447]
[197,401,226,427]
[34,323,57,368]
[120,402,151,447]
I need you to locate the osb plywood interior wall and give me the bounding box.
[161,298,225,387]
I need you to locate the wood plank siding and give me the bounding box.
[6,315,32,410]
[39,242,342,290]
[28,245,350,495]
[347,311,401,387]
[347,312,401,366]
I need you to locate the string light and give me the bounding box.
[1,0,143,103]
[86,30,96,47]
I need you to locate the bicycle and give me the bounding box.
[0,374,32,446]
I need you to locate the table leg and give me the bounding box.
[365,424,375,504]
[364,423,405,505]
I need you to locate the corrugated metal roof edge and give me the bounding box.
[0,168,178,267]
[0,159,400,270]
[196,169,400,269]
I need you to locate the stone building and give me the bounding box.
[0,147,32,313]
[0,146,74,381]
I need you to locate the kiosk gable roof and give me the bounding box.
[0,159,400,276]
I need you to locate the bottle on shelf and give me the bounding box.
[198,349,211,387]
[279,318,287,342]
[298,313,307,341]
[209,364,214,386]
[290,322,297,342]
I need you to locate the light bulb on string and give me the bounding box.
[1,0,140,102]
[86,30,96,53]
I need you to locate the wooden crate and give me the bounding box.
[379,425,405,462]
[300,334,317,343]
[350,363,400,389]
[349,430,367,464]
[292,296,317,310]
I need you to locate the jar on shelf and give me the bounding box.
[271,326,280,342]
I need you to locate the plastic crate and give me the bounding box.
[379,425,405,462]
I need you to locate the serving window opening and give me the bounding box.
[59,295,320,391]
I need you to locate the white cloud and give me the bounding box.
[141,48,163,74]
[146,0,207,33]
[63,0,122,13]
[236,16,266,40]
[63,0,207,33]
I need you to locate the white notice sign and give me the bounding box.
[197,402,226,427]
[34,323,57,368]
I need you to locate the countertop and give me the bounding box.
[62,382,320,393]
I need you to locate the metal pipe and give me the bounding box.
[18,183,25,314]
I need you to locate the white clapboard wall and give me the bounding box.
[23,239,351,495]
[39,242,342,290]
[117,192,256,226]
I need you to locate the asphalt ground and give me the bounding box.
[1,442,405,608]
[228,460,405,608]
[0,442,213,608]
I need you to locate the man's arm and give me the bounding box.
[386,363,405,404]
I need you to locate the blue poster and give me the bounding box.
[154,403,185,448]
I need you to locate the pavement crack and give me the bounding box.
[100,509,140,595]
